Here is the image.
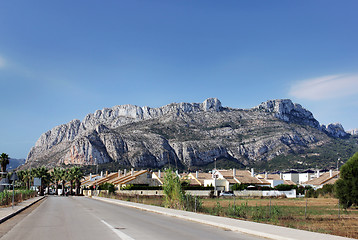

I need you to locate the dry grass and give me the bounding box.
[100,193,358,239]
[100,192,164,206]
[202,197,358,239]
[203,197,339,207]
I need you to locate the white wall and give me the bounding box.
[234,189,296,198]
[282,173,299,184]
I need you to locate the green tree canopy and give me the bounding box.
[33,166,51,196]
[71,166,84,195]
[335,152,358,208]
[162,169,185,209]
[0,153,10,173]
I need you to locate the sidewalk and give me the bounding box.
[91,196,354,240]
[0,196,45,223]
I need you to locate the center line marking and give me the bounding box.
[101,220,135,240]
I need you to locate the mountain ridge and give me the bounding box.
[25,98,350,169]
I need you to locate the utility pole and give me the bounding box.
[10,172,18,209]
[337,157,341,171]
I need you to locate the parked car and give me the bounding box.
[219,191,235,197]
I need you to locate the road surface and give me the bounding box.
[0,196,265,240]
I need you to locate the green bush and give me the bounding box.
[0,190,36,206]
[335,152,358,208]
[252,205,268,220]
[226,202,249,219]
[98,183,115,193]
[162,169,186,209]
[274,184,295,191]
[212,201,223,216]
[182,194,202,212]
[316,184,335,197]
[183,186,214,190]
[232,183,249,191]
[305,188,318,198]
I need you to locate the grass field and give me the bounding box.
[201,197,358,239]
[101,193,358,239]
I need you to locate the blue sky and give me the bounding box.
[0,1,357,159]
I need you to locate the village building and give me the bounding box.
[256,173,296,188]
[302,169,339,190]
[203,169,270,191]
[185,171,214,186]
[282,170,300,184]
[298,170,316,184]
[81,169,161,190]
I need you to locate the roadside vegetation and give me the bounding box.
[0,164,84,207]
[0,189,36,208]
[97,152,358,238]
[99,190,358,238]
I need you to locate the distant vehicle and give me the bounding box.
[219,191,235,197]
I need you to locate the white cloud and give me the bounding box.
[289,74,358,100]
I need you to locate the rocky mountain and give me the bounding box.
[25,98,350,169]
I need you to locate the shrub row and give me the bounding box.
[0,190,36,207]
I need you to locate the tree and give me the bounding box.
[66,168,75,195]
[17,169,31,190]
[0,153,10,175]
[162,169,185,209]
[59,168,67,196]
[71,166,84,195]
[335,152,358,208]
[33,167,51,196]
[51,168,62,195]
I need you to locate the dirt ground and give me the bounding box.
[203,197,340,207]
[202,197,358,239]
[107,193,358,239]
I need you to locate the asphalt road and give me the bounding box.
[0,196,266,240]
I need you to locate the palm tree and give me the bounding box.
[59,168,67,196]
[51,168,62,195]
[66,168,75,195]
[17,170,30,189]
[33,167,51,195]
[0,153,10,176]
[23,169,32,190]
[71,166,84,195]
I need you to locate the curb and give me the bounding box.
[90,196,354,240]
[90,196,290,240]
[0,196,46,224]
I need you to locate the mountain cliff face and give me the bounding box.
[25,98,349,169]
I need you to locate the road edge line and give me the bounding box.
[0,196,46,224]
[89,196,294,240]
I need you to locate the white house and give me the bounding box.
[298,170,316,184]
[302,170,339,190]
[282,170,300,184]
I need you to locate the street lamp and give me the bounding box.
[10,172,18,209]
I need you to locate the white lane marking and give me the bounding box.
[101,220,135,240]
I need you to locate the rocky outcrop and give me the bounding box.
[81,98,222,130]
[254,99,320,129]
[321,123,349,138]
[25,98,347,168]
